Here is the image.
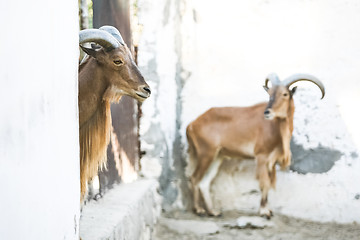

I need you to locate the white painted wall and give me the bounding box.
[0,1,80,239]
[138,0,360,223]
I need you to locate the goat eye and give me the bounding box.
[283,93,288,97]
[113,60,123,65]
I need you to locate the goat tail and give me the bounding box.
[185,123,199,178]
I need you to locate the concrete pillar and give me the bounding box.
[0,1,80,239]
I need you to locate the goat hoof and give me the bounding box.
[208,210,222,217]
[194,207,206,216]
[93,193,103,201]
[259,207,273,219]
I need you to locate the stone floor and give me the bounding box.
[153,210,360,240]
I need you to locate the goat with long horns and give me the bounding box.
[78,26,150,201]
[186,73,325,218]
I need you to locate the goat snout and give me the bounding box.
[264,109,274,120]
[135,85,151,99]
[143,86,151,95]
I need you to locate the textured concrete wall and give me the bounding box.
[138,0,360,223]
[137,0,187,210]
[0,1,80,239]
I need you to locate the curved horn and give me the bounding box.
[79,29,120,50]
[282,74,325,99]
[99,25,125,45]
[264,73,281,89]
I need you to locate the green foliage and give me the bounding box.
[88,0,93,28]
[78,0,93,30]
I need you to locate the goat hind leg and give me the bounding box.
[198,157,222,217]
[191,177,206,216]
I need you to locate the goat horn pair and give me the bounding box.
[264,73,325,99]
[79,26,124,50]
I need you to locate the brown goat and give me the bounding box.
[186,73,325,218]
[78,26,150,201]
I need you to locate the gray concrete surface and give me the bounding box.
[80,179,161,240]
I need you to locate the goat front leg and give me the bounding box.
[256,155,273,219]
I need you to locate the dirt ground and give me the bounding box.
[153,210,360,240]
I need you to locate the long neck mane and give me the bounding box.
[78,58,111,200]
[287,98,295,133]
[79,99,111,200]
[277,98,295,168]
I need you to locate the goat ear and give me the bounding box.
[80,46,98,58]
[263,85,269,92]
[290,86,297,96]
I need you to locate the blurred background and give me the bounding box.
[137,0,360,222]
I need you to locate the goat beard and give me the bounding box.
[103,85,124,103]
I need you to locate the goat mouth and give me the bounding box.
[264,114,274,120]
[135,91,150,99]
